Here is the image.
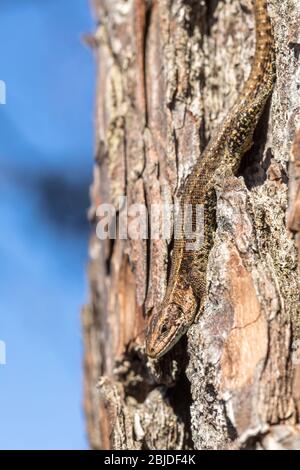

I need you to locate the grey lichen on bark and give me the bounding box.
[82,0,300,450]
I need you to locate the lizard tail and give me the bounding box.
[243,0,276,98]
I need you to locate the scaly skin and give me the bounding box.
[146,1,276,359]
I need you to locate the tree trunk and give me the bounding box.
[82,0,300,450]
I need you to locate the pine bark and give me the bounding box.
[82,0,300,450]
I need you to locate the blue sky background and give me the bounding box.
[0,0,95,449]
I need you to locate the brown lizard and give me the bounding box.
[146,0,276,359]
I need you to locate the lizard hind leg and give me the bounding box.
[186,261,210,324]
[194,297,206,323]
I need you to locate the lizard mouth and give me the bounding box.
[146,322,189,359]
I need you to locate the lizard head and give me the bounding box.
[146,289,198,359]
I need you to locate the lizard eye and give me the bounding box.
[160,324,168,334]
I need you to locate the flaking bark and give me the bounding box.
[82,0,300,450]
